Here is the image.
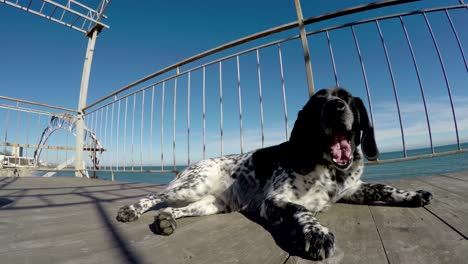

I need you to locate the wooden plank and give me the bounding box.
[288,204,387,264]
[387,177,468,239]
[415,175,468,198]
[117,213,289,264]
[440,171,468,182]
[370,205,468,264]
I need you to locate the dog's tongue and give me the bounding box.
[330,134,351,163]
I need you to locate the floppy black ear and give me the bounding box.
[289,98,321,145]
[354,97,379,161]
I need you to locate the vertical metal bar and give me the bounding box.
[123,97,128,171]
[15,103,20,152]
[110,98,115,170]
[236,56,244,154]
[423,13,461,150]
[116,99,121,170]
[161,82,165,171]
[66,115,69,167]
[104,105,109,170]
[84,114,90,171]
[202,66,206,159]
[351,26,376,127]
[400,16,434,154]
[150,85,155,167]
[187,72,191,165]
[25,112,31,158]
[34,114,40,165]
[131,94,136,170]
[15,102,21,151]
[326,31,340,87]
[256,49,265,148]
[173,68,179,170]
[94,109,99,170]
[293,0,315,96]
[219,62,224,156]
[99,108,104,168]
[277,44,289,141]
[60,9,66,21]
[3,109,9,155]
[46,132,49,165]
[56,130,59,167]
[445,9,468,72]
[376,20,407,157]
[94,109,98,141]
[140,90,145,171]
[39,1,46,15]
[75,28,99,177]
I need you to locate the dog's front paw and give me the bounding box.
[150,212,177,236]
[302,227,335,260]
[406,190,433,207]
[414,190,433,206]
[116,205,141,222]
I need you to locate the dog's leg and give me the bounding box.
[152,195,225,236]
[340,181,432,207]
[116,193,169,222]
[260,198,335,260]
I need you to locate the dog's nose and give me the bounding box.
[332,100,346,111]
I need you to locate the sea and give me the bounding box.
[56,143,468,184]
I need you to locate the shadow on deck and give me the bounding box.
[0,173,467,264]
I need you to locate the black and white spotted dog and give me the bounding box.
[116,87,432,260]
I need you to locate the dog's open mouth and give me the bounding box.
[329,133,352,169]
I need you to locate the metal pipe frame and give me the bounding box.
[84,0,422,111]
[0,0,110,34]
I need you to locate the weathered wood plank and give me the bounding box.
[416,175,468,198]
[288,204,387,264]
[370,205,468,264]
[387,177,468,239]
[440,171,468,182]
[117,212,289,264]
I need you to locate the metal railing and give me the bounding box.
[81,1,468,178]
[2,0,468,180]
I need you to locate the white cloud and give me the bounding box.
[372,96,468,151]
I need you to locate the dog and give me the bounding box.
[116,87,432,260]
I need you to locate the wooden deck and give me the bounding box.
[1,172,467,264]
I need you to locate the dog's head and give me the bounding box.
[289,87,378,171]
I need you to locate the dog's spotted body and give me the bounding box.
[117,87,432,260]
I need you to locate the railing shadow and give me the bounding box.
[0,179,160,264]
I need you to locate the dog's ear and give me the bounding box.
[289,94,322,144]
[353,97,379,161]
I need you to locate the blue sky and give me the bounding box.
[1,0,467,167]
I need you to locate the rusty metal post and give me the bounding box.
[294,0,315,96]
